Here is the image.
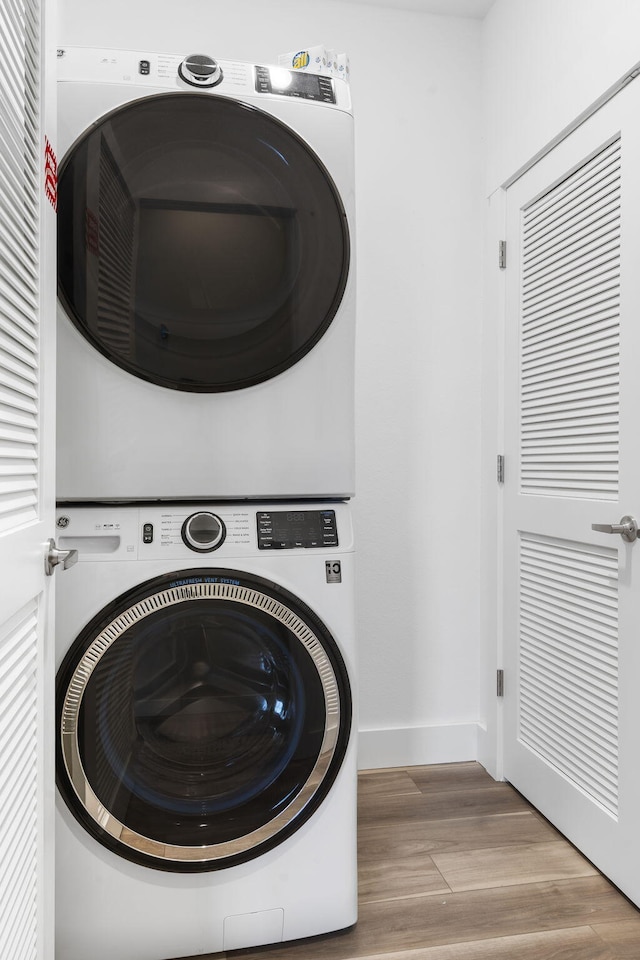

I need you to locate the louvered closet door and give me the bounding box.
[503,76,640,905]
[0,0,56,958]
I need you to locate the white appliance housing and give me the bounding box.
[54,501,357,960]
[56,47,355,501]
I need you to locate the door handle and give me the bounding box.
[45,538,79,576]
[591,515,638,543]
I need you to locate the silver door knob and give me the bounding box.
[591,515,638,543]
[45,538,78,576]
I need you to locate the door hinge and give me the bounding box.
[497,669,504,697]
[497,454,505,484]
[498,240,507,269]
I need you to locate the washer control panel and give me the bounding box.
[257,509,338,550]
[157,509,249,551]
[55,503,352,561]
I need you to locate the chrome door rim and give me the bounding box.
[60,579,342,864]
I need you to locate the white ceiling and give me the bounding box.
[344,0,495,17]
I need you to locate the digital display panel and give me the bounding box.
[257,510,338,549]
[255,65,336,104]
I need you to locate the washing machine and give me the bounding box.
[54,500,357,960]
[56,47,356,501]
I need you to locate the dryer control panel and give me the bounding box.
[255,65,336,103]
[56,47,351,112]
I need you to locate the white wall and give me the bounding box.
[483,0,640,193]
[57,0,485,767]
[478,0,640,776]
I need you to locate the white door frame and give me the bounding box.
[483,61,640,783]
[0,1,57,957]
[485,62,640,908]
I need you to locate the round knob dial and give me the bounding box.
[178,54,223,88]
[181,512,226,552]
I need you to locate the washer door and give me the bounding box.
[56,570,351,872]
[57,92,350,392]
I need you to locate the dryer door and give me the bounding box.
[57,92,350,392]
[56,570,351,872]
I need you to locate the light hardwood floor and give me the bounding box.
[190,763,640,960]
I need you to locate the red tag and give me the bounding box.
[45,137,57,210]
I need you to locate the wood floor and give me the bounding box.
[193,763,640,960]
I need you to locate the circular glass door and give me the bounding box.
[56,570,351,872]
[57,93,350,392]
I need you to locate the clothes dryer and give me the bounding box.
[54,501,357,960]
[56,47,355,501]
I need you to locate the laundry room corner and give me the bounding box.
[56,0,486,770]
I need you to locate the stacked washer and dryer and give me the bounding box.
[53,48,357,960]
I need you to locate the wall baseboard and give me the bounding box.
[357,722,480,770]
[476,720,500,780]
